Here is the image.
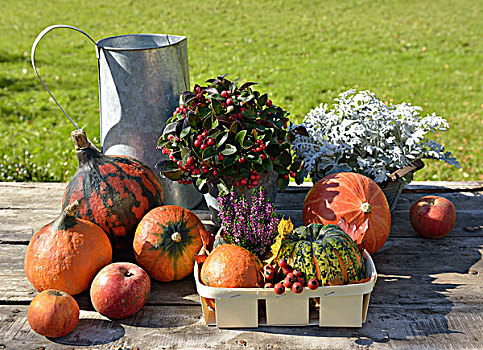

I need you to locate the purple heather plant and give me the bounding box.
[218,187,280,259]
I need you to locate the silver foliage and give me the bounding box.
[292,89,460,183]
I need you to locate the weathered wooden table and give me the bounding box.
[0,181,481,349]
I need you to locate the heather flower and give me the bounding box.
[217,187,280,259]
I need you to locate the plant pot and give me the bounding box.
[204,171,279,226]
[379,180,405,212]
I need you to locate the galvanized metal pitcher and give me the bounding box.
[31,25,203,209]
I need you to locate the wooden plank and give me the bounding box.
[0,304,481,349]
[2,237,481,307]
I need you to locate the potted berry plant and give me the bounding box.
[157,74,303,223]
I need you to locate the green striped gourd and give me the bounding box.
[276,224,367,285]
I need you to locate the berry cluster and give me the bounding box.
[156,74,303,194]
[262,258,319,295]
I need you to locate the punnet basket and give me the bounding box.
[194,250,377,328]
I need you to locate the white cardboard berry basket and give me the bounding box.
[194,250,377,328]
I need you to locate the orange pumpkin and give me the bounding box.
[303,172,391,254]
[24,200,112,295]
[28,289,79,338]
[200,243,263,309]
[133,205,204,282]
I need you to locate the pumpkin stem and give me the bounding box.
[64,199,82,216]
[171,232,182,243]
[360,202,372,214]
[71,129,91,150]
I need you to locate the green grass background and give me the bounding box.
[1,0,481,182]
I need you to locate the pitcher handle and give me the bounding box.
[31,25,98,140]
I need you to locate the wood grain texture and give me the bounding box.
[0,181,481,349]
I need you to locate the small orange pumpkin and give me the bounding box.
[24,200,112,295]
[28,289,79,338]
[303,172,391,254]
[200,244,263,309]
[133,205,204,282]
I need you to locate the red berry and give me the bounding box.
[282,266,293,275]
[200,143,207,150]
[285,273,296,284]
[247,185,252,189]
[235,181,240,188]
[260,154,266,160]
[240,178,248,186]
[212,170,218,177]
[167,134,174,140]
[283,276,293,289]
[274,283,285,295]
[255,174,261,180]
[195,86,201,93]
[238,157,245,163]
[194,140,201,147]
[218,154,224,161]
[207,138,215,146]
[263,264,272,271]
[255,147,262,152]
[221,90,228,98]
[178,179,183,184]
[278,258,288,269]
[250,174,256,181]
[290,171,296,178]
[307,279,319,290]
[202,131,208,137]
[293,270,303,278]
[264,283,274,289]
[292,282,304,294]
[284,174,289,180]
[202,166,208,173]
[267,99,273,107]
[251,180,258,186]
[196,134,204,140]
[264,269,274,280]
[226,98,232,105]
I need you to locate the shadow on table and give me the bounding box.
[241,236,481,347]
[49,318,125,346]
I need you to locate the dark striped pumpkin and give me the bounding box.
[62,129,164,252]
[276,223,367,286]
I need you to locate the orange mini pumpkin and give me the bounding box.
[133,205,204,282]
[27,289,79,338]
[24,200,112,295]
[200,244,263,288]
[303,172,391,254]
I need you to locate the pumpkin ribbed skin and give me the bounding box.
[62,130,164,251]
[133,205,204,282]
[200,244,263,288]
[277,224,367,286]
[303,172,391,254]
[24,203,112,295]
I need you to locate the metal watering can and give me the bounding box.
[31,25,203,209]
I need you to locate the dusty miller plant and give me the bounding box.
[292,89,460,184]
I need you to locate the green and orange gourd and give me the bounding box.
[274,223,367,286]
[133,205,204,282]
[62,129,164,251]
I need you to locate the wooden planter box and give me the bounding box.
[194,251,377,328]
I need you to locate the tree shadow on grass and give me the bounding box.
[49,318,125,346]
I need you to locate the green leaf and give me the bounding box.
[217,180,229,195]
[155,160,179,173]
[202,147,216,160]
[278,150,292,167]
[212,99,224,115]
[212,118,219,129]
[229,121,241,134]
[196,177,208,193]
[179,126,191,139]
[273,164,289,174]
[221,144,237,155]
[239,81,257,90]
[163,122,177,135]
[263,158,273,172]
[181,147,191,161]
[163,170,184,181]
[258,93,268,106]
[235,130,247,147]
[221,168,237,176]
[229,79,238,94]
[217,131,229,148]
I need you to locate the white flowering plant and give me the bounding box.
[292,89,460,184]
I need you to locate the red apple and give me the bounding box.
[409,196,456,238]
[90,262,151,319]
